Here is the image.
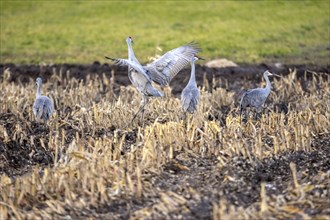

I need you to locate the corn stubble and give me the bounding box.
[0,69,329,219]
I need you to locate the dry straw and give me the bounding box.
[0,69,329,219]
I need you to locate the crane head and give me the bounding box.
[126,36,134,44]
[192,55,205,62]
[266,70,273,76]
[264,70,281,77]
[36,77,42,86]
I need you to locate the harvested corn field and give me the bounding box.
[0,67,329,219]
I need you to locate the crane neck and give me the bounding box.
[127,42,135,60]
[263,73,272,91]
[188,61,197,86]
[36,84,42,98]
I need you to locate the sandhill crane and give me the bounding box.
[240,70,280,120]
[124,36,164,123]
[105,56,164,123]
[106,38,201,123]
[181,55,204,116]
[115,37,201,87]
[33,77,54,125]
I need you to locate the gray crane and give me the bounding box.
[115,37,201,87]
[33,77,54,125]
[240,70,280,120]
[105,56,164,123]
[106,38,201,123]
[181,55,204,117]
[124,36,164,123]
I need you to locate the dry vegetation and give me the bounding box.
[0,68,329,219]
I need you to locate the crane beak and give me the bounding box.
[198,57,205,60]
[268,72,280,77]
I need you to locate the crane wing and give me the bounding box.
[240,88,268,108]
[33,98,45,120]
[144,42,201,86]
[33,96,53,121]
[43,97,54,120]
[106,57,151,82]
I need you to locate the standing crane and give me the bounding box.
[106,37,201,123]
[181,55,204,117]
[240,70,280,120]
[33,77,54,126]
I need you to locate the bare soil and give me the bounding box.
[1,62,329,96]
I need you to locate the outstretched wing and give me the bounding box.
[144,42,201,86]
[105,57,151,82]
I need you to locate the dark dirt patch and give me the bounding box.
[45,133,329,219]
[1,62,329,96]
[0,113,54,177]
[0,109,139,178]
[86,133,328,219]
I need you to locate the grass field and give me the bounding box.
[0,68,329,219]
[1,1,329,64]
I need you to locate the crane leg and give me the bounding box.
[183,111,187,129]
[240,106,248,124]
[43,119,48,131]
[255,108,262,120]
[140,97,150,127]
[131,96,149,124]
[131,105,144,124]
[254,110,258,120]
[141,105,146,127]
